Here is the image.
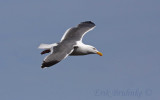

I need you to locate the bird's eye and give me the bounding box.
[93,48,96,50]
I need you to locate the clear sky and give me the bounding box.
[0,0,160,100]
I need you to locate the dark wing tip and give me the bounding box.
[82,21,95,25]
[82,21,95,24]
[41,60,60,68]
[79,21,95,27]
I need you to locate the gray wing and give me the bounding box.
[60,21,95,42]
[41,43,74,68]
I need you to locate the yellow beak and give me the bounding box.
[97,51,103,56]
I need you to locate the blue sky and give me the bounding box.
[0,0,160,100]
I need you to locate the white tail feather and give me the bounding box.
[38,43,58,49]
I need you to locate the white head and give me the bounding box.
[85,45,103,56]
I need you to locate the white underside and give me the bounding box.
[74,41,93,54]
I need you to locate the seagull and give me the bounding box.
[38,21,103,68]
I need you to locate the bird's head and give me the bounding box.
[86,45,103,56]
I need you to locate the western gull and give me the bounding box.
[38,21,103,68]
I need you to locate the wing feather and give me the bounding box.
[41,43,74,68]
[60,21,95,42]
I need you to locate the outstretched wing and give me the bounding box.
[60,21,95,42]
[41,43,74,68]
[41,52,69,68]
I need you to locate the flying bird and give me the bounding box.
[38,21,103,68]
